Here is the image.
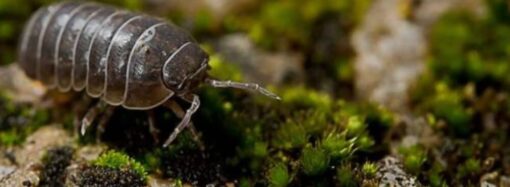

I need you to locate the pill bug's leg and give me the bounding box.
[205,79,281,100]
[146,110,160,144]
[80,101,107,135]
[162,94,200,147]
[163,100,204,150]
[73,94,93,136]
[95,106,115,143]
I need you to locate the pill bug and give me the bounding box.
[17,1,280,147]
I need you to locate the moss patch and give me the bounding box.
[39,146,74,187]
[93,150,147,182]
[78,166,146,187]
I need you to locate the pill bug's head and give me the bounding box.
[162,42,209,95]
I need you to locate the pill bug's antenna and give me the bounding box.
[205,78,281,100]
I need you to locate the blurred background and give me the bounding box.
[0,0,509,186]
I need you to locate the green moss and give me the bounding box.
[321,131,356,160]
[300,146,329,176]
[239,0,372,49]
[427,162,447,187]
[237,125,266,158]
[272,119,307,150]
[94,150,148,181]
[334,58,354,82]
[8,0,506,185]
[345,116,364,135]
[208,54,244,82]
[355,134,375,151]
[140,150,161,173]
[486,0,510,22]
[0,131,22,145]
[428,3,510,90]
[267,162,290,187]
[414,82,472,136]
[457,158,481,179]
[173,179,183,187]
[413,1,510,157]
[238,178,252,187]
[0,93,50,146]
[336,165,357,187]
[166,130,200,152]
[253,141,269,158]
[280,86,333,112]
[361,162,377,178]
[299,110,329,136]
[399,145,427,175]
[0,21,15,40]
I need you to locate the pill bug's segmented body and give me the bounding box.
[17,1,279,147]
[17,1,197,110]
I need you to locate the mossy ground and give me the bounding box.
[0,0,509,186]
[39,146,74,187]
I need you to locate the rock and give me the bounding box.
[0,166,15,180]
[215,34,304,85]
[0,164,40,187]
[74,145,107,163]
[352,0,426,112]
[376,156,420,187]
[0,125,73,186]
[481,181,497,187]
[15,126,72,165]
[147,177,177,187]
[501,176,510,187]
[0,64,46,103]
[480,171,499,187]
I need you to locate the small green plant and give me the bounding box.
[173,179,183,187]
[355,134,375,150]
[0,131,21,145]
[267,162,290,187]
[345,116,365,135]
[362,162,377,178]
[300,110,329,136]
[0,93,50,146]
[207,53,244,82]
[457,158,481,179]
[300,145,329,176]
[336,165,357,187]
[280,86,333,112]
[321,131,356,160]
[272,119,307,150]
[399,145,427,174]
[427,161,447,187]
[94,150,148,181]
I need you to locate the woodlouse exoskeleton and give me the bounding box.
[17,1,280,147]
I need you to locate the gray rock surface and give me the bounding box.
[0,64,46,103]
[376,156,420,187]
[0,126,72,186]
[352,0,426,112]
[215,34,304,85]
